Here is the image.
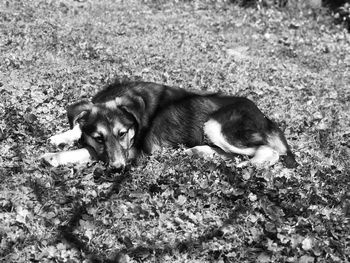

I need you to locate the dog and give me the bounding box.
[41,81,298,169]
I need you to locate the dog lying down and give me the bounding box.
[41,81,298,169]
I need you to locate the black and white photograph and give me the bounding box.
[1,0,349,262]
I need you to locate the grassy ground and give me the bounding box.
[1,1,350,262]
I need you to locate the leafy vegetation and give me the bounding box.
[1,1,349,262]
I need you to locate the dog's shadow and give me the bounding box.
[32,154,272,262]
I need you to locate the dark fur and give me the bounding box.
[67,81,297,168]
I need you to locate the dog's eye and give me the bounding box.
[93,135,104,143]
[119,129,127,138]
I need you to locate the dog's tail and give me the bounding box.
[266,119,298,168]
[282,151,298,168]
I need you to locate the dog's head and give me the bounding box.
[67,97,144,169]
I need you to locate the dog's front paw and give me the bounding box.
[48,134,69,146]
[41,153,61,167]
[184,146,216,158]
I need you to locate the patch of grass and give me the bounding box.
[1,1,349,262]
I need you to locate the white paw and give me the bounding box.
[48,134,70,146]
[48,126,82,146]
[184,148,196,156]
[184,146,216,158]
[40,153,61,167]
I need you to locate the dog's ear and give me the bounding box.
[118,96,145,128]
[67,100,93,128]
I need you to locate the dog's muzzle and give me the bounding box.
[109,160,126,169]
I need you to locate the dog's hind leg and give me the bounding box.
[203,119,257,155]
[203,118,282,167]
[48,124,82,146]
[41,148,93,167]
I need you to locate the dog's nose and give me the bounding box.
[110,160,125,168]
[108,161,125,173]
[108,166,123,174]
